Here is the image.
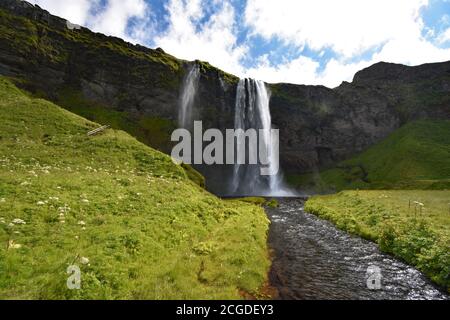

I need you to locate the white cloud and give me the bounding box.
[153,0,247,76]
[29,0,150,43]
[90,0,150,43]
[437,27,450,44]
[29,0,94,25]
[244,55,321,85]
[243,0,450,87]
[244,55,372,88]
[244,0,428,58]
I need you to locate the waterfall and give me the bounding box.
[178,64,200,129]
[231,78,294,196]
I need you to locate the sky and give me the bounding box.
[28,0,450,87]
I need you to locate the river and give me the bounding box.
[266,198,448,300]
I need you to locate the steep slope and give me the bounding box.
[288,120,450,192]
[0,77,270,299]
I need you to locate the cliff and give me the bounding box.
[1,0,449,194]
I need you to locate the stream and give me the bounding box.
[267,198,448,300]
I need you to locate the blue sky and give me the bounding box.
[30,0,450,87]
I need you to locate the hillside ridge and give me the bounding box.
[1,0,449,194]
[0,76,270,299]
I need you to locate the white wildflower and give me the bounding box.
[0,198,5,203]
[12,218,26,225]
[78,221,86,226]
[8,240,22,249]
[80,257,89,265]
[37,201,45,205]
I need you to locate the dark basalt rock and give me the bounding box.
[1,0,449,194]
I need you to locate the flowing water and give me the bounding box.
[267,198,448,300]
[178,64,200,129]
[231,79,293,196]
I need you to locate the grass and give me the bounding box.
[0,77,270,299]
[288,120,450,192]
[305,190,450,291]
[227,198,279,208]
[55,87,178,154]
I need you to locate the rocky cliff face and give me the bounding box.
[271,61,450,174]
[0,0,238,153]
[1,0,449,194]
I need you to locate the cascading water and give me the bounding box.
[178,64,200,129]
[231,78,294,196]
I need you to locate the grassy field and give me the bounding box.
[305,190,450,291]
[0,77,270,299]
[288,120,450,192]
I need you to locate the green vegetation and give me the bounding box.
[180,163,205,188]
[0,8,181,71]
[289,120,450,192]
[196,60,239,85]
[394,77,450,121]
[265,199,279,208]
[56,87,128,129]
[138,117,178,152]
[305,190,450,291]
[55,87,178,153]
[229,198,279,208]
[0,77,270,299]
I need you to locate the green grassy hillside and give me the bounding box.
[305,190,450,291]
[0,77,270,299]
[289,120,450,192]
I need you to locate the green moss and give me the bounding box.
[138,117,177,152]
[228,197,278,208]
[0,77,270,299]
[235,197,267,206]
[181,163,206,188]
[0,9,38,55]
[0,8,182,71]
[56,87,126,127]
[196,60,239,84]
[55,87,178,153]
[305,190,450,291]
[266,199,279,208]
[290,120,450,192]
